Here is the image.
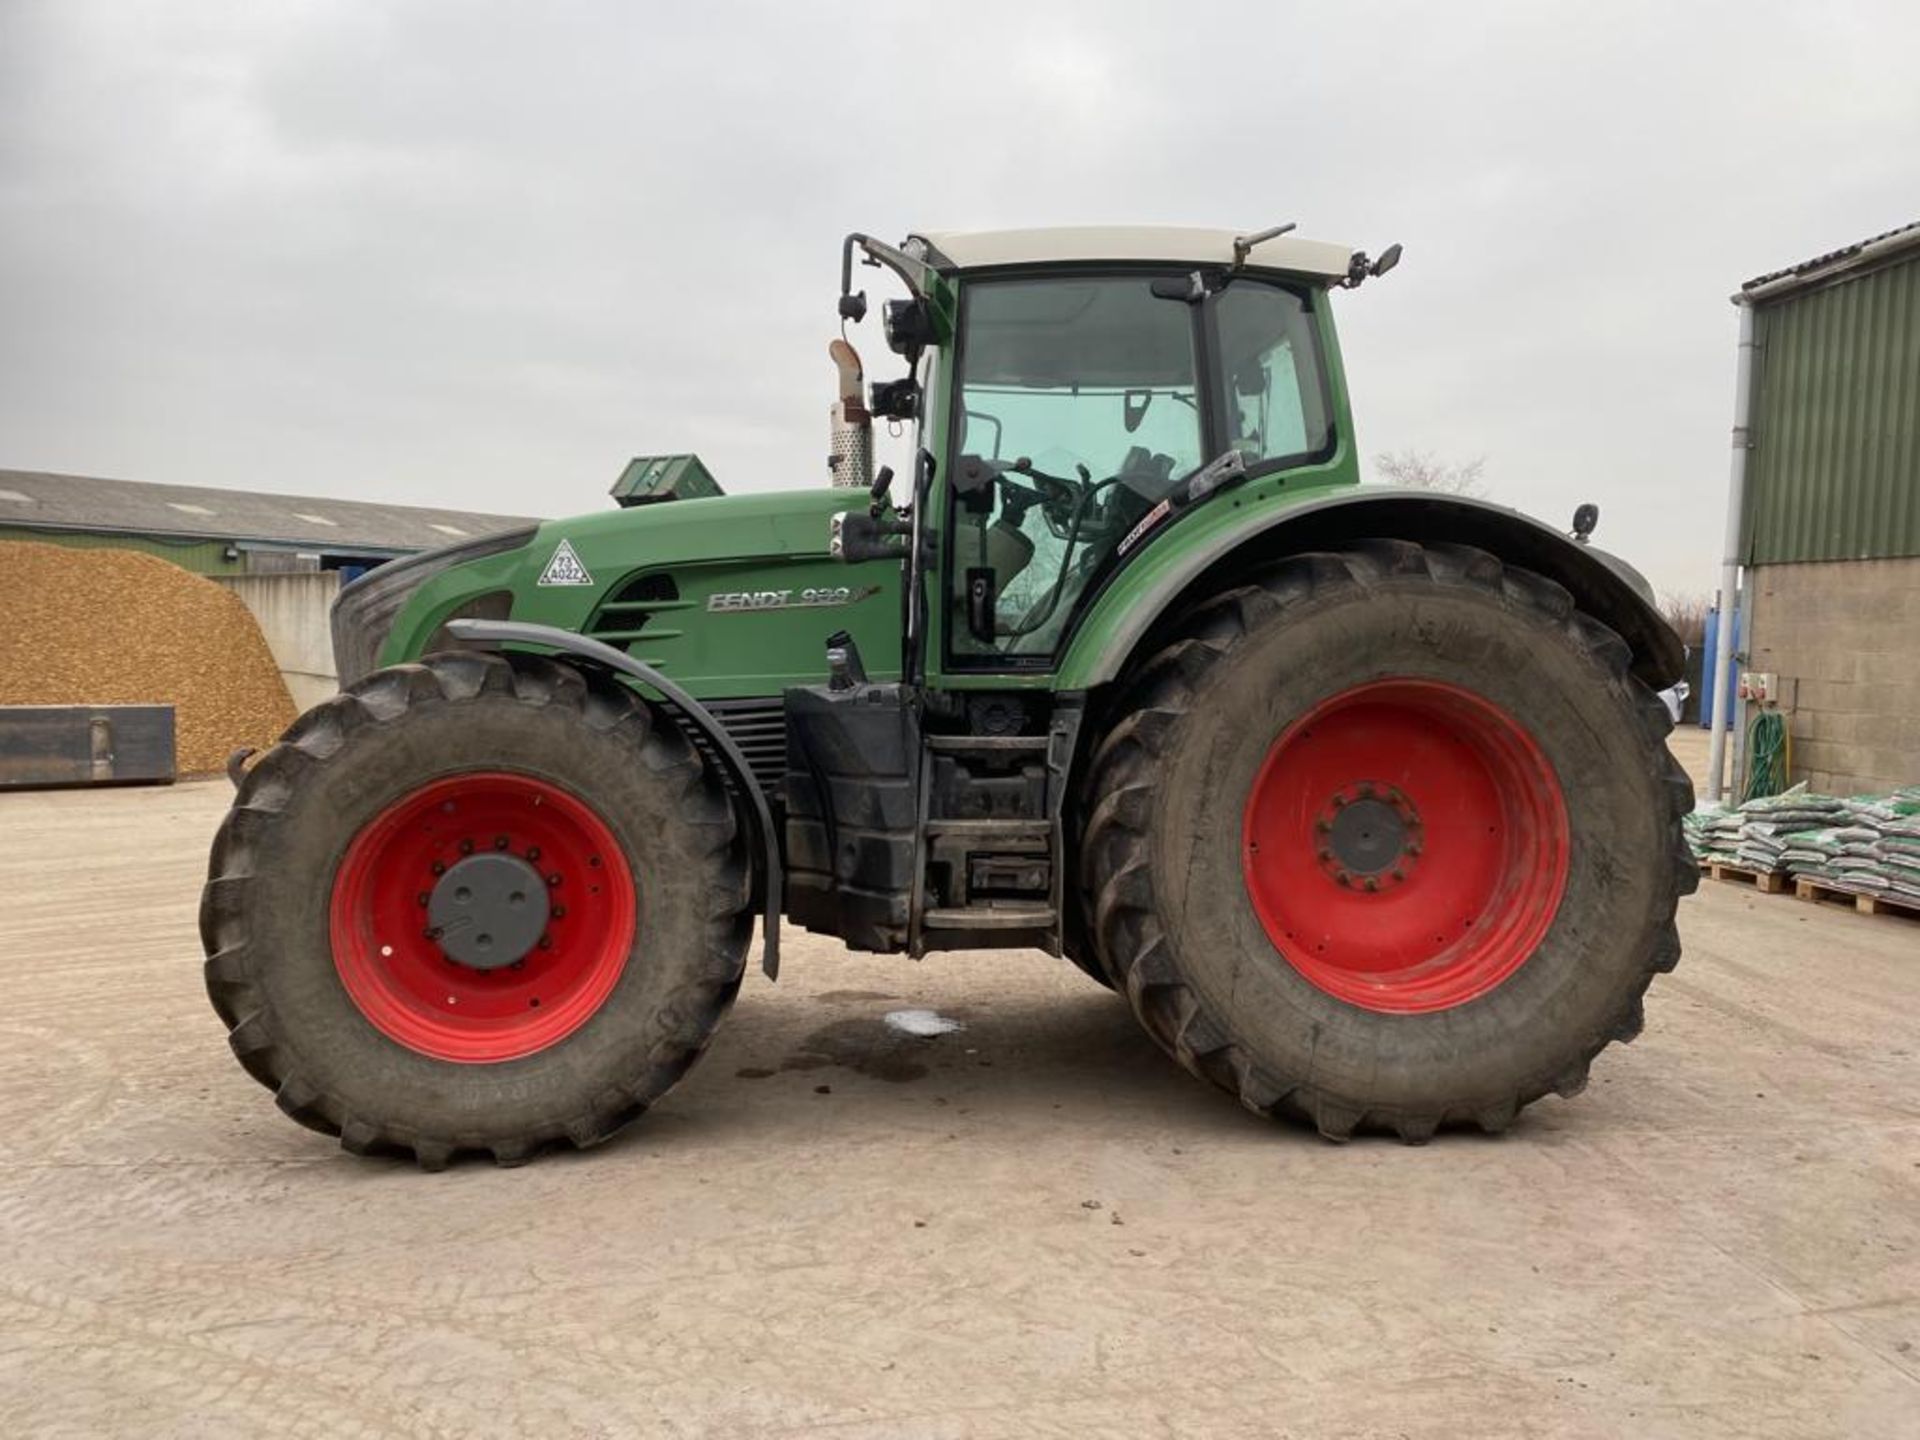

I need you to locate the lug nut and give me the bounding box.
[551,904,567,919]
[417,892,430,907]
[459,839,475,855]
[430,861,446,876]
[538,935,553,950]
[546,873,562,887]
[494,835,510,850]
[526,847,542,862]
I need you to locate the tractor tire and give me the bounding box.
[1077,541,1695,1141]
[201,651,752,1169]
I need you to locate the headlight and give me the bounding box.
[330,527,536,687]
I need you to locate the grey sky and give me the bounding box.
[3,1,1916,596]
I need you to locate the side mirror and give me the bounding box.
[1371,243,1403,278]
[1571,502,1599,544]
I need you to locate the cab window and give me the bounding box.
[1215,280,1330,469]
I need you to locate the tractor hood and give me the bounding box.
[365,487,901,700]
[332,523,536,687]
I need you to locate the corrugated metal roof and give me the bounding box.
[0,469,540,555]
[1739,220,1920,304]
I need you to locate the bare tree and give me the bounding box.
[1659,591,1711,649]
[1372,449,1488,497]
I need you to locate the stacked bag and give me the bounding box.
[1683,806,1744,863]
[1780,789,1920,903]
[1686,782,1920,903]
[1683,785,1843,872]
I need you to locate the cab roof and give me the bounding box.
[913,225,1354,280]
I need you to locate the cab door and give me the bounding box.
[940,271,1206,670]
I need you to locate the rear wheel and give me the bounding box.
[1078,541,1695,1140]
[201,652,752,1168]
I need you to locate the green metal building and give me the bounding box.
[1732,220,1920,795]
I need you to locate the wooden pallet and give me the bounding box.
[1701,860,1788,894]
[1792,876,1920,920]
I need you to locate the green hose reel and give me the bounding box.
[1743,709,1791,802]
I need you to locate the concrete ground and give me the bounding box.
[1667,722,1714,797]
[2,774,1915,1438]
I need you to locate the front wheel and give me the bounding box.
[1078,541,1696,1141]
[201,652,752,1168]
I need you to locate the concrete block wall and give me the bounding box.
[1745,556,1920,794]
[210,572,340,712]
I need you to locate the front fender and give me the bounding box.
[1057,488,1683,691]
[445,618,783,980]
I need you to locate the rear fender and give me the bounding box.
[1057,490,1683,692]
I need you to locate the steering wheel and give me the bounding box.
[999,457,1138,543]
[997,457,1076,529]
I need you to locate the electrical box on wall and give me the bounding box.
[1737,672,1779,703]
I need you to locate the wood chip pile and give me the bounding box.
[0,542,297,774]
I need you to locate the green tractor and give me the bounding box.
[202,224,1695,1168]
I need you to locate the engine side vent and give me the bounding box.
[688,697,788,806]
[587,570,687,652]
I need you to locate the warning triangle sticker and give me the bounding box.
[537,539,593,587]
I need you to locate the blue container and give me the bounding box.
[1698,606,1742,729]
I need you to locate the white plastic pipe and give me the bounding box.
[1706,301,1756,805]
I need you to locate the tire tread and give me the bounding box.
[200,651,751,1169]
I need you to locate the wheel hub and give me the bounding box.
[1317,784,1421,890]
[329,771,635,1063]
[1241,680,1570,1013]
[428,852,547,970]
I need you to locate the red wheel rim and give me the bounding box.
[329,772,636,1062]
[1241,680,1569,1014]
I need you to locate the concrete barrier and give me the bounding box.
[210,572,340,711]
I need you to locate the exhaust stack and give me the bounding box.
[827,339,872,489]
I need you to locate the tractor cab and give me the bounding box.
[826,226,1393,676]
[943,265,1333,659]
